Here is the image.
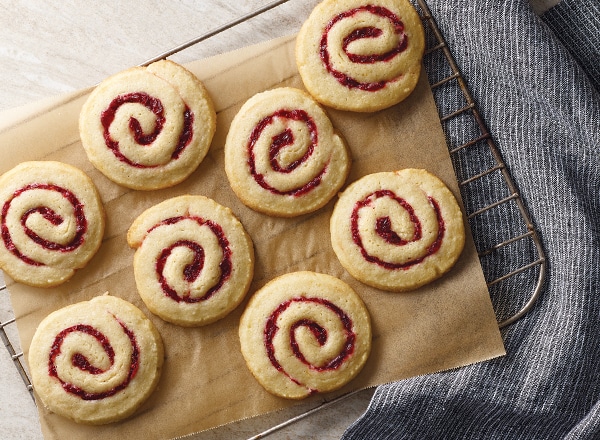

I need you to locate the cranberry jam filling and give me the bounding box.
[1,183,87,266]
[264,297,356,388]
[351,190,445,269]
[319,5,408,91]
[101,92,194,168]
[151,216,232,303]
[247,109,327,197]
[48,320,139,401]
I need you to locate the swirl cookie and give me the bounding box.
[0,161,105,288]
[79,59,216,190]
[224,87,350,217]
[296,0,425,112]
[127,195,254,327]
[239,271,371,399]
[330,169,465,292]
[28,294,163,425]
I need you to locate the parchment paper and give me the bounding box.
[0,35,505,440]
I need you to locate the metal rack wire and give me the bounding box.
[0,283,33,399]
[415,0,546,328]
[0,0,547,435]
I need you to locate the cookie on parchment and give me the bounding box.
[79,59,216,190]
[330,169,465,292]
[127,195,254,327]
[224,87,351,217]
[0,161,105,287]
[296,0,425,112]
[239,271,371,399]
[28,294,164,425]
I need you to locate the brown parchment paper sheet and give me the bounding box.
[0,35,505,440]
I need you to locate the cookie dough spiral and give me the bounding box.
[239,271,371,399]
[127,195,254,327]
[28,294,163,425]
[0,161,105,287]
[296,0,425,112]
[79,59,216,190]
[330,169,465,292]
[224,87,350,217]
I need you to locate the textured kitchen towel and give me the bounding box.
[343,0,600,439]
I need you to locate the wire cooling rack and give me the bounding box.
[0,0,547,436]
[416,0,546,329]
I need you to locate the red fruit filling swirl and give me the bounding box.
[264,297,355,390]
[152,216,232,303]
[1,183,87,266]
[319,5,408,91]
[351,190,445,270]
[48,320,140,401]
[247,109,328,197]
[100,92,194,168]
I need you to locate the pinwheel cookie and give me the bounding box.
[239,271,371,399]
[79,59,216,190]
[330,169,465,292]
[224,87,350,217]
[28,294,164,425]
[296,0,425,112]
[0,161,105,287]
[127,195,254,327]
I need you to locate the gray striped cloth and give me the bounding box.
[343,0,600,438]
